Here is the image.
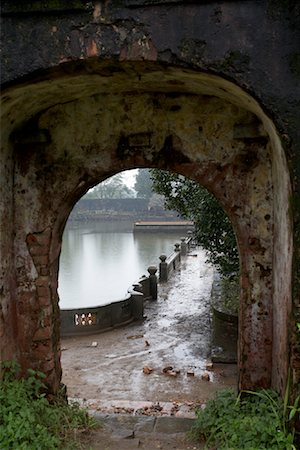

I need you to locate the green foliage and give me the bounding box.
[190,388,297,450]
[150,169,239,276]
[0,361,97,449]
[84,173,135,199]
[288,396,300,422]
[219,50,250,72]
[134,169,153,199]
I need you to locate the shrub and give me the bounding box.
[0,361,97,449]
[190,388,297,450]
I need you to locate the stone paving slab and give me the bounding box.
[85,413,203,450]
[154,416,195,434]
[93,413,195,436]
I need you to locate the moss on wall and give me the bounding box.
[219,50,250,72]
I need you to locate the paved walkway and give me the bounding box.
[61,247,237,448]
[82,414,205,449]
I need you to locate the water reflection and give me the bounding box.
[58,221,183,309]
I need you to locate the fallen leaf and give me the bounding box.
[166,370,178,377]
[201,371,210,381]
[127,334,144,340]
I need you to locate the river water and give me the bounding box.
[58,221,183,309]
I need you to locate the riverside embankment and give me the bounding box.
[61,247,237,416]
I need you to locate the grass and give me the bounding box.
[190,388,298,450]
[0,361,98,449]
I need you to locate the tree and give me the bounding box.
[84,173,135,199]
[134,169,153,199]
[150,169,239,276]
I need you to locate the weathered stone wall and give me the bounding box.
[0,0,299,398]
[0,139,16,363]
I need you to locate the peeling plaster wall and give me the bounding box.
[0,0,299,396]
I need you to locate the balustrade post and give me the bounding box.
[148,266,158,300]
[159,254,168,282]
[174,243,181,267]
[180,237,187,256]
[174,243,180,252]
[131,283,144,320]
[133,282,143,293]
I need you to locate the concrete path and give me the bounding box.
[61,247,236,448]
[80,414,205,449]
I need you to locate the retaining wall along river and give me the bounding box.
[60,236,193,337]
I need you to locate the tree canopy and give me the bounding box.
[150,169,239,276]
[134,169,153,199]
[84,173,135,199]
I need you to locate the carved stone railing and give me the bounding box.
[60,265,157,337]
[159,235,193,282]
[60,233,194,337]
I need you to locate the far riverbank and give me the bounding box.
[68,197,181,223]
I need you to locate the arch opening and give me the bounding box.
[0,62,292,396]
[58,168,238,407]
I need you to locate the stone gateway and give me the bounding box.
[0,1,299,400]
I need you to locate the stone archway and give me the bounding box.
[0,63,292,395]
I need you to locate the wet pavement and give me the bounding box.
[61,247,237,420]
[81,414,205,449]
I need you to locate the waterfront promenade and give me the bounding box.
[61,247,237,407]
[61,247,237,448]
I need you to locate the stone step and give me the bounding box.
[92,413,196,437]
[69,397,200,418]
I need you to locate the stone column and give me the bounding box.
[132,283,144,320]
[159,255,168,282]
[187,230,193,250]
[180,237,187,256]
[148,266,158,300]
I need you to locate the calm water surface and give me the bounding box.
[58,221,183,309]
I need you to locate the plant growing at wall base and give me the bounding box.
[190,388,297,449]
[0,361,98,449]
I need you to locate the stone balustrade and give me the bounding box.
[60,265,158,337]
[159,236,193,282]
[60,234,192,337]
